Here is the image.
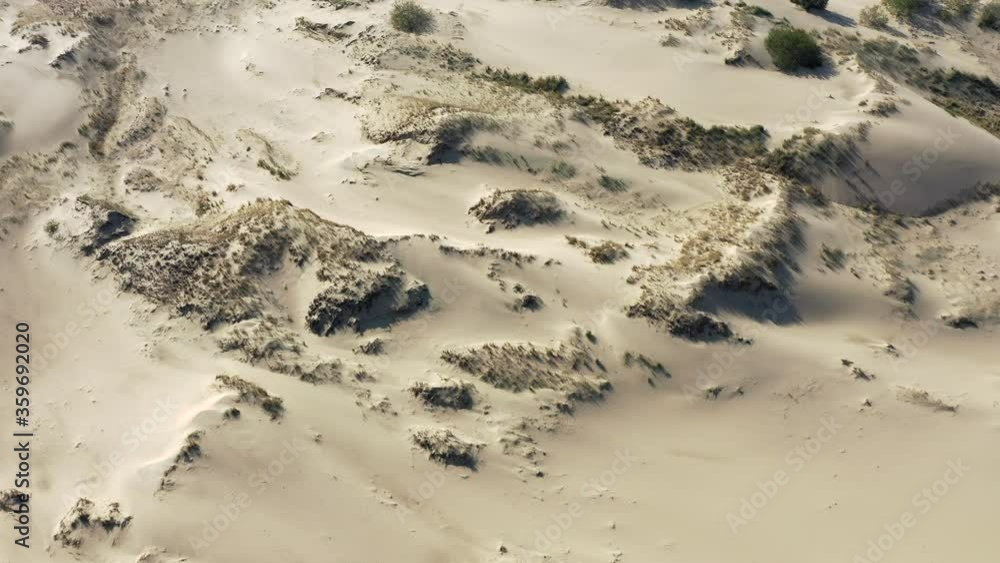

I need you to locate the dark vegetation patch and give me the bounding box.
[215,374,285,420]
[792,0,829,11]
[53,499,132,549]
[390,0,434,33]
[588,240,629,264]
[763,124,869,183]
[571,97,768,171]
[982,1,1000,29]
[409,378,477,409]
[765,26,824,71]
[883,0,926,19]
[441,334,611,404]
[411,428,483,468]
[470,189,564,230]
[159,431,204,492]
[478,67,569,95]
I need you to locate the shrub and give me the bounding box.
[551,161,577,178]
[570,95,620,124]
[659,34,682,46]
[981,0,1000,28]
[940,0,976,19]
[597,174,628,192]
[859,4,891,26]
[390,0,434,33]
[765,27,824,71]
[588,241,629,264]
[792,0,829,11]
[883,0,925,18]
[749,4,774,15]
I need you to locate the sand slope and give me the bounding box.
[1,0,999,561]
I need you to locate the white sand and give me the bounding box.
[1,0,998,561]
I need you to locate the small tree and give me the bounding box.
[390,0,434,33]
[792,0,830,11]
[859,4,891,26]
[981,0,1000,29]
[882,0,925,19]
[765,27,824,71]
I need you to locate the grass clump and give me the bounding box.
[44,220,60,236]
[390,0,434,33]
[659,34,682,46]
[215,374,285,420]
[859,4,891,26]
[820,244,846,270]
[765,26,823,71]
[257,158,294,181]
[792,0,829,11]
[551,161,578,178]
[588,240,629,264]
[569,95,620,124]
[981,0,1000,28]
[882,0,926,18]
[597,174,628,192]
[749,4,774,15]
[480,67,569,95]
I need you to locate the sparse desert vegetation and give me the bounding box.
[4,0,1000,561]
[981,0,1000,28]
[940,0,977,19]
[859,4,891,26]
[659,34,682,46]
[820,244,846,270]
[550,161,577,178]
[390,0,434,33]
[470,189,564,229]
[765,26,824,71]
[479,67,570,95]
[411,428,483,468]
[588,240,629,264]
[409,378,477,409]
[883,0,926,18]
[896,386,959,413]
[215,374,285,419]
[597,173,629,192]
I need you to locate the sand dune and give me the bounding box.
[1,0,998,561]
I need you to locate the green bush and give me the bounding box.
[792,0,830,11]
[859,4,890,26]
[882,0,925,18]
[749,4,774,15]
[981,0,1000,29]
[765,27,824,71]
[390,0,434,33]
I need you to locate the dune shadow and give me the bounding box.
[815,9,856,27]
[690,228,808,326]
[601,0,710,10]
[694,285,803,325]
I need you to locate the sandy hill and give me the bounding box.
[1,0,998,561]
